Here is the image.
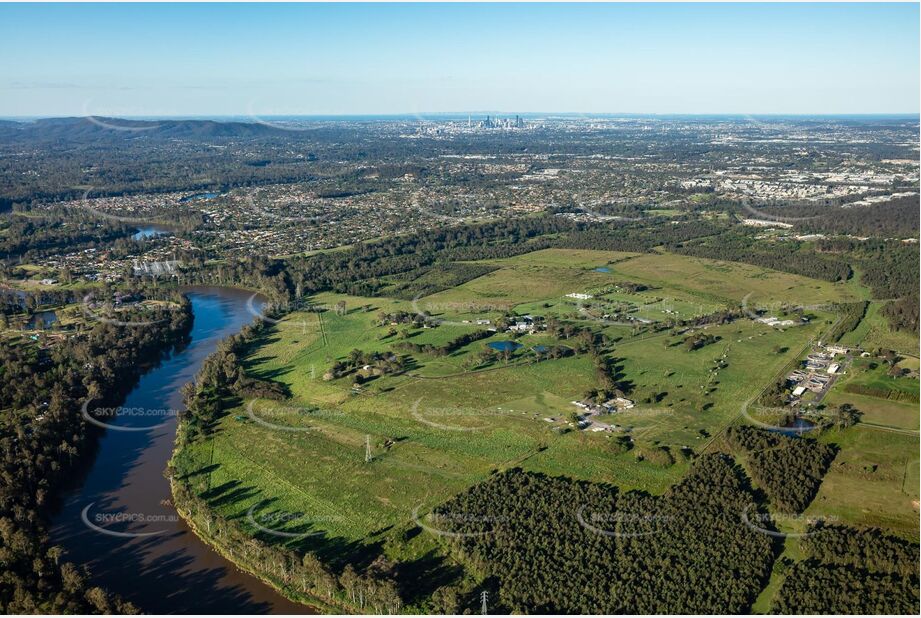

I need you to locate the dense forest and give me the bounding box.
[0,216,133,262]
[670,231,853,283]
[725,426,837,514]
[757,194,920,238]
[557,219,722,252]
[432,457,776,613]
[774,523,919,613]
[817,237,920,333]
[0,298,192,613]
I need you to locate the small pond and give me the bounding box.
[770,417,817,438]
[488,340,523,352]
[26,310,58,330]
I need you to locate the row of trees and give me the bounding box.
[172,320,406,613]
[170,481,404,614]
[324,349,407,382]
[684,332,721,351]
[826,301,870,342]
[396,329,494,357]
[179,320,288,441]
[386,262,500,300]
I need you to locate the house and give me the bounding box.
[616,397,635,410]
[792,385,807,397]
[827,363,840,375]
[565,292,593,300]
[757,315,797,328]
[508,316,534,333]
[604,397,635,411]
[826,345,849,356]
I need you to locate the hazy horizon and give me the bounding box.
[3,112,920,122]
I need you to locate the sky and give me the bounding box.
[0,2,918,117]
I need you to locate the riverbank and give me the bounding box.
[48,287,309,614]
[169,476,337,614]
[1,296,193,613]
[167,311,405,614]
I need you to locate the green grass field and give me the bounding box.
[807,426,919,540]
[176,248,918,584]
[823,356,919,430]
[840,300,920,356]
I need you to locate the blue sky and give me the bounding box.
[0,2,918,117]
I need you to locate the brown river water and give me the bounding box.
[50,286,314,614]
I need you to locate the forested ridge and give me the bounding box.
[0,216,133,262]
[758,194,920,238]
[818,237,920,333]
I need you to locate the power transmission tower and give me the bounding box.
[480,590,488,615]
[365,435,372,463]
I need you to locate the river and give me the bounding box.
[49,286,312,614]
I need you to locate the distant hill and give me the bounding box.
[0,116,288,142]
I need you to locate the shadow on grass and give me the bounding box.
[193,466,467,600]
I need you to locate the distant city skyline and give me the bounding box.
[0,2,918,117]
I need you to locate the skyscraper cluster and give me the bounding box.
[481,115,526,129]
